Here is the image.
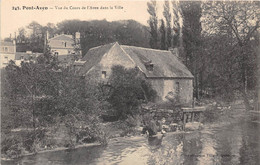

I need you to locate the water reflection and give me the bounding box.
[2,119,259,165]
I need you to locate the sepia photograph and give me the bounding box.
[0,0,260,164]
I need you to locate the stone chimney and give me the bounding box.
[13,40,16,53]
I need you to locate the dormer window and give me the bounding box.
[176,82,180,94]
[146,63,154,71]
[102,71,107,79]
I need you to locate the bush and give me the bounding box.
[107,65,157,119]
[1,135,23,159]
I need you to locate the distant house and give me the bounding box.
[0,41,16,68]
[48,33,81,67]
[48,34,75,56]
[79,42,194,107]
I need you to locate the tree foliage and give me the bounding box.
[147,0,159,49]
[172,1,181,48]
[163,0,172,49]
[107,65,157,119]
[201,1,259,109]
[159,19,167,50]
[57,19,150,55]
[180,1,203,99]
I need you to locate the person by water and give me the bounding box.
[142,119,166,146]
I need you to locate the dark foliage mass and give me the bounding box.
[13,19,150,55]
[57,19,150,55]
[106,65,157,119]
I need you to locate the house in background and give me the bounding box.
[0,41,16,68]
[48,32,81,67]
[14,51,43,66]
[79,42,194,107]
[1,40,44,68]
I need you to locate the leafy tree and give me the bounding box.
[107,65,157,119]
[27,21,45,52]
[159,19,167,50]
[147,0,159,49]
[163,0,172,49]
[180,1,202,99]
[202,1,259,109]
[57,19,150,56]
[172,1,181,48]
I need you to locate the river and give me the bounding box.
[2,114,260,165]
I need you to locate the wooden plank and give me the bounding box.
[191,112,195,122]
[183,113,187,131]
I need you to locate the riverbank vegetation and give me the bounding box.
[1,52,157,159]
[1,0,259,161]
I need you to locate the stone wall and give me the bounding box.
[141,107,183,125]
[85,43,136,83]
[149,78,193,107]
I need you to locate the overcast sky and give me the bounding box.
[1,0,168,39]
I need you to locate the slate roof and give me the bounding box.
[79,42,193,78]
[49,34,73,41]
[80,42,115,75]
[121,45,193,78]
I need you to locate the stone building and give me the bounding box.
[0,41,16,68]
[79,42,194,107]
[48,32,81,67]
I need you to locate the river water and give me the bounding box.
[3,115,260,165]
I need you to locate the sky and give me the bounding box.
[1,0,168,39]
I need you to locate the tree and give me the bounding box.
[202,1,260,110]
[147,0,159,49]
[107,65,157,119]
[180,1,203,99]
[163,0,172,49]
[57,19,150,56]
[27,21,45,52]
[159,19,167,50]
[172,1,181,48]
[17,28,27,43]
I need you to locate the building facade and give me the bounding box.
[48,33,81,56]
[0,41,16,68]
[79,42,194,107]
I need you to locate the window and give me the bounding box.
[4,47,8,52]
[145,63,153,71]
[20,56,24,60]
[176,82,180,95]
[102,71,107,79]
[4,56,8,64]
[64,42,67,47]
[148,64,154,71]
[144,62,154,71]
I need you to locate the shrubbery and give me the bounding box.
[106,65,157,119]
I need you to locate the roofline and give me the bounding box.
[0,52,15,54]
[121,45,172,53]
[50,47,74,49]
[146,76,194,79]
[48,34,73,41]
[88,42,118,51]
